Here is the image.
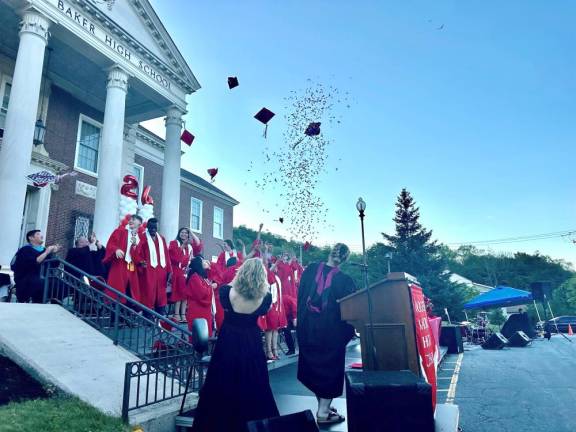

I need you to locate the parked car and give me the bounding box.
[544,316,576,333]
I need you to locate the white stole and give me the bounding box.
[124,226,140,264]
[146,231,166,268]
[270,275,282,308]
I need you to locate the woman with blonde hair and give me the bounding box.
[191,258,279,432]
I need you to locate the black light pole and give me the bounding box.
[356,197,378,369]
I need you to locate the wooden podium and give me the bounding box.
[338,272,422,375]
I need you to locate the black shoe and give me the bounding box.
[286,350,296,356]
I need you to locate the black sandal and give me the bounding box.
[317,411,345,424]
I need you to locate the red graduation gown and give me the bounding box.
[264,270,287,330]
[186,272,215,337]
[137,234,172,310]
[103,227,141,303]
[168,240,191,302]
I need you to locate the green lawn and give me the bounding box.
[0,397,131,432]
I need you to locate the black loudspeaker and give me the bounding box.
[530,281,551,302]
[439,325,464,354]
[508,331,531,347]
[246,410,319,432]
[482,332,508,350]
[345,370,434,432]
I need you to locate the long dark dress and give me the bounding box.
[191,285,279,432]
[297,262,357,399]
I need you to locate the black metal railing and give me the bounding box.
[121,352,207,421]
[41,258,196,358]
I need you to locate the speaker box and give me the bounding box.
[508,330,531,347]
[482,332,508,350]
[246,410,319,432]
[345,370,434,432]
[530,281,551,302]
[439,325,464,354]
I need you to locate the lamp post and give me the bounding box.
[385,252,392,275]
[356,197,378,369]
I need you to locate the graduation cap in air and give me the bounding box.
[279,217,284,224]
[207,168,218,183]
[254,107,275,138]
[228,77,239,89]
[181,129,195,146]
[305,122,321,137]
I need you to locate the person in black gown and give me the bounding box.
[297,243,357,425]
[191,257,279,432]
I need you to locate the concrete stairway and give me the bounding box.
[0,303,195,430]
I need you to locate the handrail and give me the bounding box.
[41,257,196,357]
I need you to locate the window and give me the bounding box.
[73,216,91,246]
[131,164,144,202]
[190,197,203,233]
[74,115,102,175]
[0,77,12,131]
[213,206,223,239]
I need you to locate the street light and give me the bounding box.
[356,197,378,368]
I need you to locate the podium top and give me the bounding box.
[337,272,419,303]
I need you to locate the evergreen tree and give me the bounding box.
[380,188,471,319]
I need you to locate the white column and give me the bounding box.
[160,106,184,238]
[93,66,129,244]
[0,10,50,265]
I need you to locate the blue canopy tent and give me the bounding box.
[464,286,533,310]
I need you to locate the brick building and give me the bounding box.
[0,0,238,265]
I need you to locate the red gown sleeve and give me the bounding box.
[192,239,203,257]
[216,251,226,270]
[103,229,122,264]
[169,241,182,268]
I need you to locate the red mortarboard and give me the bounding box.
[207,168,218,182]
[254,107,275,138]
[228,77,239,89]
[181,129,195,146]
[305,122,321,137]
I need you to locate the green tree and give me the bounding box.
[380,188,471,320]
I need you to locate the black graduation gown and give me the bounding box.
[296,262,357,399]
[11,245,49,303]
[65,246,106,278]
[191,285,279,432]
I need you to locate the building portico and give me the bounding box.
[0,0,200,266]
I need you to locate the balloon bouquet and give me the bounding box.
[118,174,155,232]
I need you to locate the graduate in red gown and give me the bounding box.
[137,218,172,314]
[276,252,299,355]
[103,214,143,303]
[186,255,217,337]
[213,256,241,332]
[168,228,195,323]
[264,257,287,361]
[216,239,245,272]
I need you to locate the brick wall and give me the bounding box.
[44,85,103,255]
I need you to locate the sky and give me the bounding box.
[145,0,576,266]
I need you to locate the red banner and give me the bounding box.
[410,284,438,408]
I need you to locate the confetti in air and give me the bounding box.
[252,80,350,243]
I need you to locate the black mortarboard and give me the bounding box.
[228,77,239,89]
[254,107,275,138]
[305,122,321,136]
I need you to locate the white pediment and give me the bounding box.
[86,0,199,93]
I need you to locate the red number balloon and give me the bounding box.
[141,185,154,205]
[121,175,139,200]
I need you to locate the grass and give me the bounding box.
[0,396,131,432]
